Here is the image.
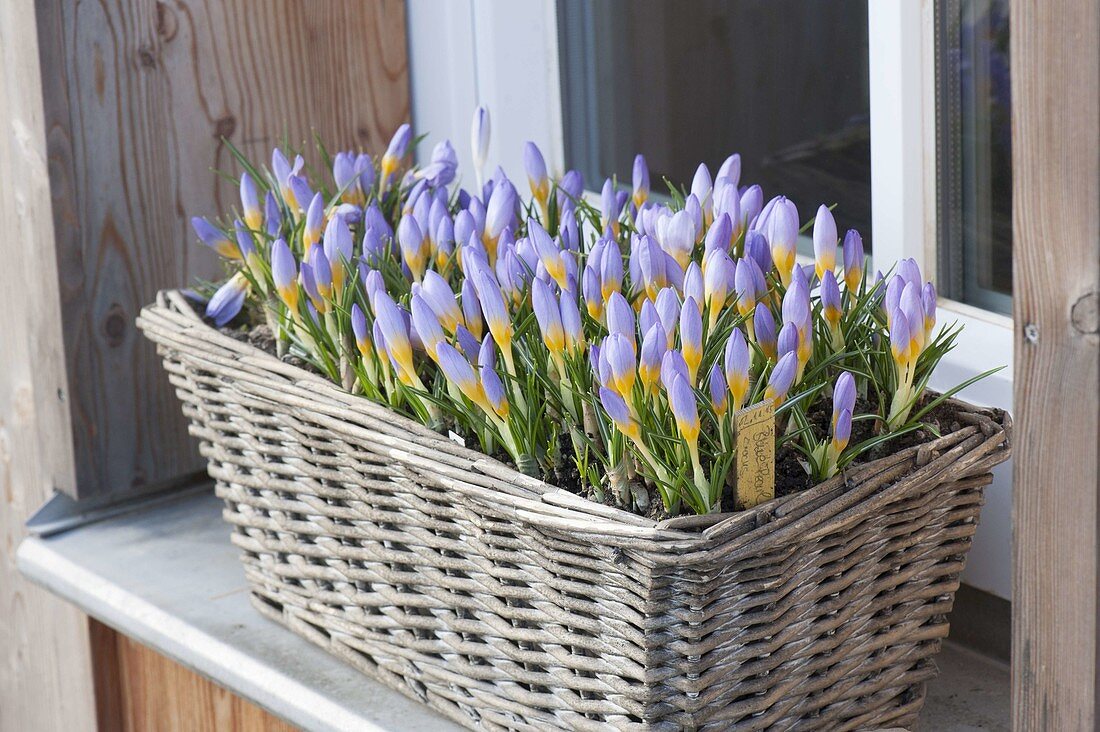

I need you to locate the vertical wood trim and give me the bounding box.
[0,0,97,729]
[37,0,410,500]
[1012,0,1100,728]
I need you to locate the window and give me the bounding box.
[936,0,1013,314]
[557,0,873,251]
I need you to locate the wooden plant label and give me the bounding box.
[734,399,776,510]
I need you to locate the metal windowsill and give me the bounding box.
[16,488,461,732]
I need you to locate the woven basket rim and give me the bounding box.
[137,289,1011,554]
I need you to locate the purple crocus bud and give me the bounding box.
[813,204,838,281]
[272,149,304,208]
[712,187,740,237]
[435,342,481,403]
[655,287,681,347]
[460,278,483,340]
[289,176,314,215]
[901,281,925,353]
[606,291,635,345]
[639,323,667,392]
[660,349,690,393]
[311,247,334,301]
[754,303,778,361]
[717,154,741,189]
[523,141,550,204]
[637,234,668,299]
[668,373,701,444]
[782,277,812,334]
[484,179,517,251]
[271,238,298,310]
[704,214,733,255]
[423,139,458,187]
[582,264,603,320]
[599,386,640,440]
[233,220,256,261]
[704,248,733,323]
[764,351,798,404]
[832,407,853,451]
[532,277,566,354]
[632,154,650,208]
[374,291,417,380]
[333,152,357,197]
[363,202,392,240]
[778,321,800,358]
[658,210,693,270]
[724,327,750,409]
[899,257,923,288]
[447,324,475,360]
[471,106,491,181]
[842,229,864,293]
[639,299,659,337]
[922,282,938,338]
[205,274,248,327]
[299,262,320,309]
[833,371,857,429]
[264,192,282,237]
[240,172,262,230]
[560,289,584,353]
[421,270,462,333]
[766,196,799,285]
[684,262,704,306]
[454,209,478,252]
[303,193,325,250]
[708,363,729,417]
[600,241,623,300]
[691,164,713,219]
[477,333,496,368]
[192,217,240,260]
[885,275,905,322]
[739,185,764,233]
[603,332,637,397]
[351,303,370,354]
[481,360,509,418]
[680,296,703,382]
[411,293,446,358]
[363,268,386,312]
[734,257,760,317]
[559,169,584,201]
[821,270,843,327]
[471,267,513,351]
[683,195,704,240]
[380,123,412,186]
[324,214,353,267]
[741,232,771,278]
[890,307,911,366]
[398,214,427,280]
[600,178,620,233]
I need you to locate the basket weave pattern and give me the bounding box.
[139,291,1011,731]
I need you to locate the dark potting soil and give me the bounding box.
[209,307,971,520]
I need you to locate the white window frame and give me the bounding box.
[407,0,1013,598]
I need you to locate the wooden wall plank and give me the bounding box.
[0,0,98,729]
[1012,0,1100,728]
[36,0,410,500]
[91,621,297,732]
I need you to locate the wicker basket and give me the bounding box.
[138,290,1011,731]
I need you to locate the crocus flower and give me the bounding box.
[471,268,513,353]
[323,214,353,291]
[560,290,584,355]
[680,296,703,383]
[380,123,411,189]
[600,178,622,236]
[532,278,566,355]
[240,172,262,230]
[833,371,857,434]
[523,141,550,209]
[659,210,696,270]
[411,293,446,359]
[899,257,923,288]
[843,230,864,293]
[205,273,248,326]
[421,140,458,187]
[471,106,491,188]
[778,321,799,358]
[660,350,690,393]
[600,241,624,300]
[890,307,911,367]
[744,230,772,276]
[299,262,322,312]
[303,193,324,251]
[765,196,799,285]
[374,291,417,384]
[270,238,300,313]
[459,278,483,340]
[712,190,739,241]
[637,234,669,300]
[708,363,729,417]
[813,204,838,281]
[530,220,569,290]
[832,408,852,454]
[691,164,713,225]
[734,257,761,318]
[600,386,640,441]
[632,154,650,209]
[559,169,584,202]
[739,185,764,233]
[821,270,843,328]
[363,268,386,312]
[351,303,371,357]
[704,248,733,327]
[655,288,681,348]
[233,219,256,262]
[480,360,509,419]
[272,149,304,211]
[639,323,667,393]
[668,373,701,445]
[417,271,460,333]
[606,291,636,345]
[603,333,636,397]
[310,247,334,302]
[264,192,282,238]
[191,217,240,260]
[704,214,733,256]
[582,265,603,320]
[754,303,778,361]
[484,180,516,261]
[922,282,938,339]
[717,154,741,188]
[684,262,704,308]
[900,282,926,356]
[764,352,798,404]
[724,328,750,411]
[398,215,428,281]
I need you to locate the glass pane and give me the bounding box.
[557,0,872,251]
[936,0,1012,313]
